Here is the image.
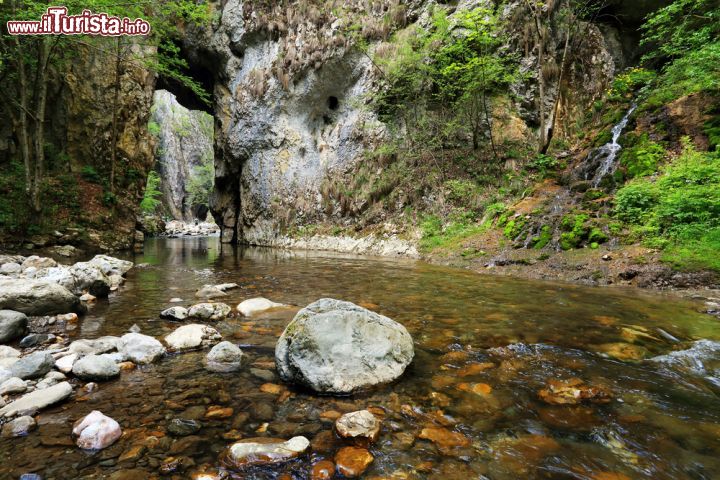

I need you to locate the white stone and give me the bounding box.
[0,381,73,417]
[72,410,122,450]
[237,297,286,316]
[164,324,221,351]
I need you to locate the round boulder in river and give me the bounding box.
[275,298,414,394]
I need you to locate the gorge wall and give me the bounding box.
[186,0,649,246]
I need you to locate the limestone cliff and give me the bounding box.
[150,90,214,221]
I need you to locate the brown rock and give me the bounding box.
[457,362,495,377]
[311,430,337,453]
[418,427,470,453]
[260,383,284,395]
[335,446,374,478]
[204,406,233,419]
[538,378,611,405]
[335,410,381,442]
[311,459,336,480]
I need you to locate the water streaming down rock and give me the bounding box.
[586,105,637,187]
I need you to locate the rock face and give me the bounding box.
[276,299,414,394]
[0,279,80,315]
[150,90,214,221]
[220,436,310,469]
[119,333,166,364]
[0,381,73,417]
[72,354,121,381]
[0,310,28,343]
[165,324,222,351]
[73,411,122,450]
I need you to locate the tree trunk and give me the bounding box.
[110,37,122,194]
[31,37,50,213]
[542,27,572,154]
[14,37,32,196]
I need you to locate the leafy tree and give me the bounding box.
[186,154,214,212]
[140,170,163,215]
[0,0,211,212]
[641,0,720,65]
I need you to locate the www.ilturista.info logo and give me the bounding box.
[7,7,151,36]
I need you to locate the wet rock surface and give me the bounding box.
[0,310,28,343]
[164,324,222,351]
[275,298,414,394]
[220,436,310,469]
[72,354,120,381]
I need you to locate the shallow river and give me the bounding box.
[2,237,719,479]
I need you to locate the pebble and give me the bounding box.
[335,446,374,478]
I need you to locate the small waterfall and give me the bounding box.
[587,105,636,187]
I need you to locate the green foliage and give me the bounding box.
[444,179,480,205]
[641,0,720,65]
[607,68,657,101]
[531,225,552,250]
[186,154,215,209]
[420,210,487,252]
[620,134,665,178]
[148,121,161,137]
[614,139,720,270]
[527,154,559,177]
[80,165,101,184]
[140,171,163,215]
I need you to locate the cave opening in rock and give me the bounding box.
[327,96,340,111]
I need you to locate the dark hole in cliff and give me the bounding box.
[327,96,339,111]
[156,43,215,114]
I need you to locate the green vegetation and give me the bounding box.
[615,140,720,271]
[186,153,215,211]
[140,171,163,215]
[619,134,665,178]
[420,212,489,252]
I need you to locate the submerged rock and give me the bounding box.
[188,302,232,321]
[119,333,165,364]
[220,436,310,469]
[237,297,286,316]
[335,410,381,442]
[72,354,120,381]
[1,415,36,437]
[10,352,54,380]
[160,306,188,321]
[650,340,720,380]
[205,341,243,372]
[168,418,202,437]
[72,410,122,450]
[0,310,28,343]
[0,381,73,417]
[335,446,374,478]
[275,298,414,394]
[165,324,222,351]
[0,279,80,315]
[195,285,227,299]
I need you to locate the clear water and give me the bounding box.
[1,237,719,480]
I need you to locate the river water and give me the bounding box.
[1,237,719,479]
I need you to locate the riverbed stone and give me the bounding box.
[55,353,78,373]
[335,410,381,442]
[0,346,20,359]
[335,446,374,478]
[195,285,227,299]
[68,336,122,356]
[205,341,243,372]
[1,415,37,437]
[0,279,80,315]
[0,381,73,417]
[0,262,22,275]
[168,418,202,436]
[165,324,222,351]
[72,354,120,381]
[188,302,232,321]
[0,310,28,343]
[11,352,54,380]
[119,333,166,364]
[87,255,133,277]
[19,333,55,348]
[220,436,310,469]
[22,256,57,270]
[73,410,122,450]
[275,298,414,394]
[160,306,188,321]
[237,297,286,316]
[0,377,27,395]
